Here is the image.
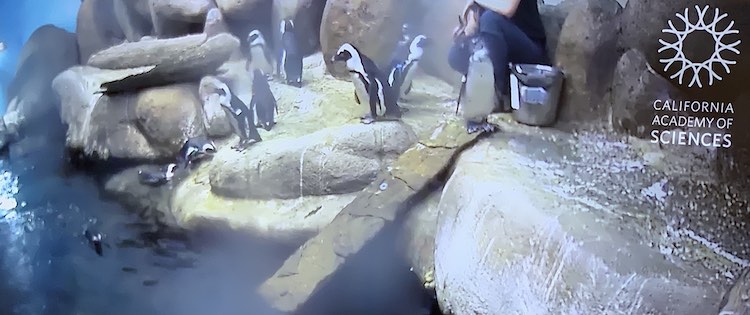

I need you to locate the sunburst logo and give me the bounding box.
[658,5,741,88]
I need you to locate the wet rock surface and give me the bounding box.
[430,125,742,314]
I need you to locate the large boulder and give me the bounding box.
[77,0,126,63]
[87,33,240,92]
[608,49,683,138]
[209,121,418,200]
[3,25,79,138]
[53,66,209,160]
[320,0,416,77]
[553,0,620,126]
[433,139,723,315]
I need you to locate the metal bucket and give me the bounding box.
[508,63,565,127]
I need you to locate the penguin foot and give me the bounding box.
[360,115,375,124]
[466,121,499,134]
[232,139,260,151]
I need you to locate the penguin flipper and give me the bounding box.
[404,81,412,95]
[456,78,466,115]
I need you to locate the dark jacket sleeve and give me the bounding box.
[448,36,472,75]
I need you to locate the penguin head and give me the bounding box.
[333,43,356,63]
[248,30,265,47]
[281,20,295,34]
[206,8,221,24]
[413,35,432,49]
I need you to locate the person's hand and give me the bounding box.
[453,1,480,40]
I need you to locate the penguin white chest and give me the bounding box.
[400,60,419,97]
[462,57,496,122]
[250,46,273,74]
[350,72,369,105]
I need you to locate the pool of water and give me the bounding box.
[0,127,435,315]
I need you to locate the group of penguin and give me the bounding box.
[137,20,499,187]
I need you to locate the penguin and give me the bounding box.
[388,35,431,101]
[388,23,413,69]
[138,163,179,186]
[84,229,104,256]
[456,36,500,134]
[278,20,303,87]
[176,137,216,169]
[246,30,275,79]
[332,43,401,124]
[212,79,263,150]
[251,69,278,131]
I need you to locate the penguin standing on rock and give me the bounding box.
[388,35,431,101]
[251,69,278,131]
[332,43,401,124]
[456,36,500,134]
[278,20,303,87]
[176,137,216,169]
[138,163,179,187]
[246,30,275,79]
[214,80,263,150]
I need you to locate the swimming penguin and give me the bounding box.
[278,20,303,87]
[332,43,401,124]
[138,163,179,186]
[388,35,431,101]
[456,36,500,134]
[246,30,274,79]
[251,69,278,131]
[212,79,263,150]
[176,137,216,169]
[84,229,104,256]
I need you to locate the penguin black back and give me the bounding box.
[280,20,303,87]
[251,69,278,131]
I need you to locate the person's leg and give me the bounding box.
[478,10,548,92]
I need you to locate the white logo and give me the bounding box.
[658,5,741,88]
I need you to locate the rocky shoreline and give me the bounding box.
[1,0,749,314]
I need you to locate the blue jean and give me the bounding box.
[449,10,549,93]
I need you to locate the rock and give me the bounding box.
[718,268,750,315]
[209,121,417,200]
[433,139,721,315]
[399,189,441,290]
[150,0,213,22]
[3,25,79,138]
[620,0,750,99]
[87,33,240,92]
[203,8,230,37]
[77,0,126,63]
[608,49,682,138]
[553,0,620,126]
[272,0,327,56]
[103,165,180,223]
[53,66,208,160]
[320,0,415,77]
[215,0,270,19]
[113,0,153,42]
[133,84,206,156]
